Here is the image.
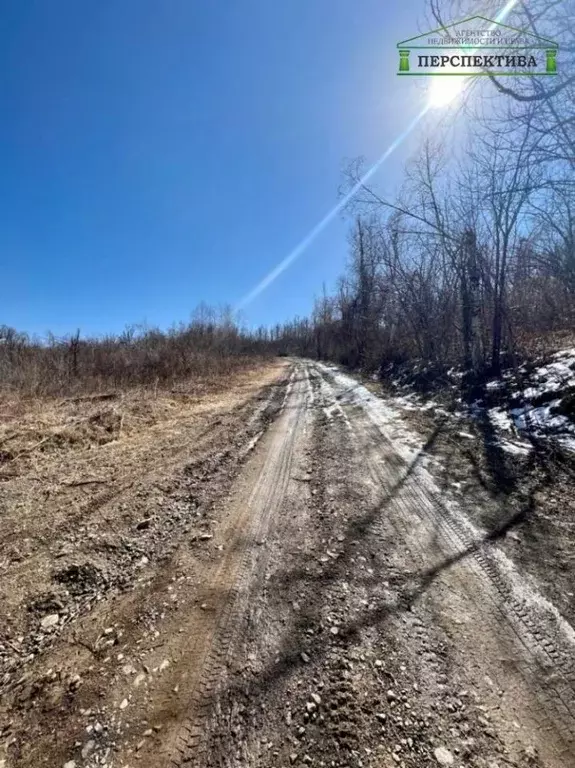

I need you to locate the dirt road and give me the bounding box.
[2,361,575,768]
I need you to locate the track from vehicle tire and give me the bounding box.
[162,364,310,767]
[311,362,575,762]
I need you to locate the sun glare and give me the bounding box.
[428,75,466,108]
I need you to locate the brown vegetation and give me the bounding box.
[0,305,271,398]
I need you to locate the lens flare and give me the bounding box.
[428,75,466,108]
[237,107,429,309]
[427,0,521,109]
[238,0,522,308]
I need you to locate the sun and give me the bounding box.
[428,75,466,109]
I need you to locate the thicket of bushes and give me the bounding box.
[0,307,271,397]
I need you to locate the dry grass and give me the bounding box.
[0,314,271,398]
[0,361,273,480]
[515,329,575,359]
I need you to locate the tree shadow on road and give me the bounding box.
[202,419,530,752]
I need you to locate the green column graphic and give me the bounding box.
[546,49,557,73]
[399,49,410,73]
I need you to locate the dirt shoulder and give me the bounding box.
[0,360,288,767]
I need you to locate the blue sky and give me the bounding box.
[0,0,426,337]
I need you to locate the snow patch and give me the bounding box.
[488,408,514,432]
[466,347,575,452]
[316,363,421,463]
[497,439,532,456]
[510,401,570,433]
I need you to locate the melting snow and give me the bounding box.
[488,408,514,432]
[315,362,575,655]
[518,349,575,401]
[497,439,532,456]
[316,363,421,463]
[476,348,575,452]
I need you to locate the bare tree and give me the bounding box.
[428,0,575,166]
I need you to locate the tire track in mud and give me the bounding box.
[311,362,575,760]
[154,364,311,767]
